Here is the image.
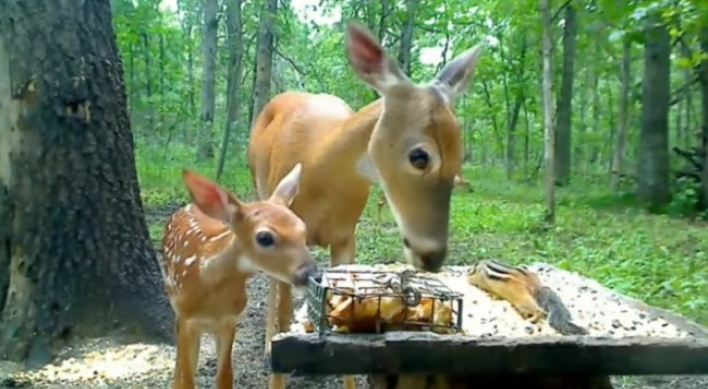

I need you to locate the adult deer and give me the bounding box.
[248,21,483,389]
[160,165,318,389]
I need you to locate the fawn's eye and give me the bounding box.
[255,231,276,248]
[408,148,429,170]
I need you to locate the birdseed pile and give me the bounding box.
[292,262,693,339]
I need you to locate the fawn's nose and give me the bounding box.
[292,260,319,287]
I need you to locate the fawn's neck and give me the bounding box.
[198,230,256,284]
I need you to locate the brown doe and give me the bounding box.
[247,21,484,389]
[160,165,318,389]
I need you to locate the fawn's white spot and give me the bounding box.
[184,255,197,266]
[209,230,231,242]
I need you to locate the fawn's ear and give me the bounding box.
[344,21,410,95]
[269,163,303,208]
[182,169,242,223]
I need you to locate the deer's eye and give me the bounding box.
[408,148,429,170]
[255,231,276,248]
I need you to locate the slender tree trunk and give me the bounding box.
[159,30,166,130]
[216,0,244,181]
[398,0,418,77]
[681,42,693,148]
[251,0,278,127]
[143,32,153,130]
[0,0,172,366]
[196,0,218,161]
[541,0,555,223]
[637,14,671,210]
[554,4,578,186]
[506,36,527,180]
[523,100,531,178]
[611,39,632,191]
[591,46,602,166]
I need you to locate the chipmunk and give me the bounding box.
[467,260,587,335]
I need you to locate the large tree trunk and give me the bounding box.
[251,0,278,127]
[554,3,578,186]
[540,0,556,223]
[216,0,245,181]
[196,0,218,161]
[0,0,173,367]
[610,39,632,191]
[637,14,671,210]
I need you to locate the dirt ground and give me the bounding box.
[0,271,707,389]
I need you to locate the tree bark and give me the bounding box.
[637,14,671,210]
[398,0,419,77]
[251,0,278,127]
[505,37,527,180]
[699,26,708,210]
[0,0,173,367]
[216,0,245,181]
[196,0,218,161]
[554,4,578,186]
[610,39,632,191]
[540,0,556,223]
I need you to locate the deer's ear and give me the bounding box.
[269,163,302,208]
[182,169,241,223]
[433,43,484,102]
[344,21,410,95]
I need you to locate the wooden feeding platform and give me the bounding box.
[270,263,708,389]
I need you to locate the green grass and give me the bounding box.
[137,143,708,325]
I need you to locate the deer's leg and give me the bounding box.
[172,317,202,389]
[264,276,279,358]
[330,235,356,266]
[215,322,237,389]
[268,281,293,389]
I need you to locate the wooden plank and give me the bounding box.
[270,332,708,375]
[365,373,616,389]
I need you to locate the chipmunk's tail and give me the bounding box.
[533,287,588,336]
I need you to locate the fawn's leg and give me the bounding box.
[172,317,202,389]
[343,376,357,389]
[215,322,237,389]
[269,281,293,389]
[264,276,279,358]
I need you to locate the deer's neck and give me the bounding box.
[322,99,383,169]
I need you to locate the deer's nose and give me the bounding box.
[292,260,319,287]
[404,238,447,272]
[418,248,447,272]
